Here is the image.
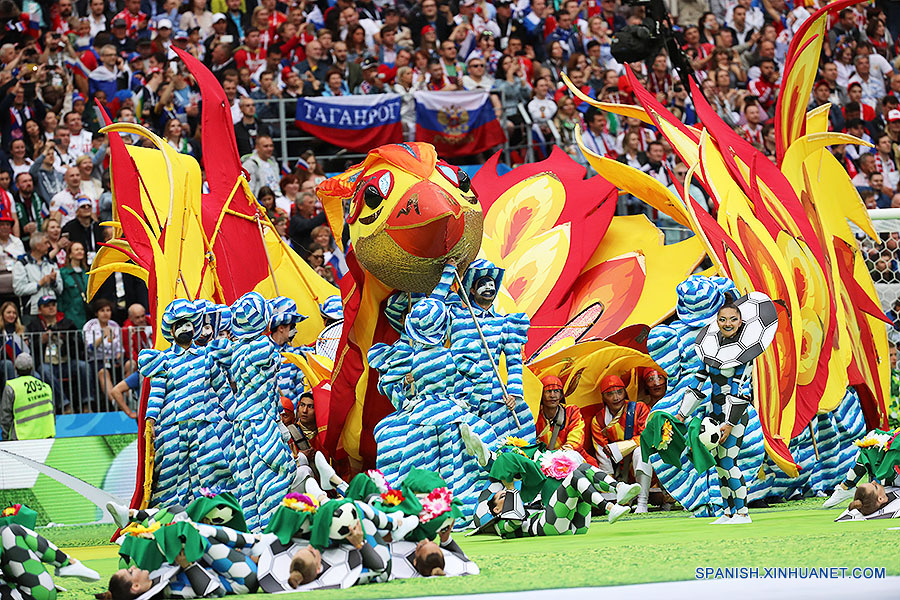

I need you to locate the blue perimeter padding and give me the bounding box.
[54,412,138,438]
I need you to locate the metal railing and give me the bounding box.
[0,327,150,417]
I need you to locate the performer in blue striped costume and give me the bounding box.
[229,292,296,531]
[369,297,500,520]
[203,303,237,493]
[266,297,307,404]
[431,261,534,442]
[646,276,765,517]
[188,300,235,494]
[139,299,206,508]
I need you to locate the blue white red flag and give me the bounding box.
[294,94,403,153]
[414,90,506,157]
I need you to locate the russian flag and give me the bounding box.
[414,90,506,157]
[294,95,403,153]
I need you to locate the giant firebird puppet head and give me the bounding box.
[317,142,485,471]
[318,143,483,292]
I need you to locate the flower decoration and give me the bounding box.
[658,420,673,451]
[502,436,528,448]
[282,493,319,513]
[121,522,162,537]
[380,489,404,506]
[1,504,22,517]
[854,432,890,451]
[539,451,578,480]
[198,487,220,499]
[419,487,453,523]
[366,469,391,494]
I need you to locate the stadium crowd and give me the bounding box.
[0,0,898,418]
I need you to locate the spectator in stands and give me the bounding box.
[43,218,70,270]
[748,58,779,116]
[89,44,130,100]
[580,108,617,159]
[853,153,879,188]
[355,57,387,94]
[8,140,34,180]
[849,54,885,108]
[810,80,846,132]
[61,197,103,265]
[0,353,54,441]
[75,155,102,203]
[12,232,63,319]
[311,224,346,278]
[641,141,671,189]
[872,249,898,283]
[242,134,280,197]
[49,167,83,228]
[256,186,284,223]
[739,99,765,149]
[58,241,90,329]
[121,303,150,374]
[83,297,125,405]
[29,141,66,206]
[0,212,25,299]
[462,57,494,91]
[289,191,326,258]
[322,69,351,97]
[234,97,271,157]
[26,294,90,413]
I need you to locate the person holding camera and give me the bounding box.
[355,57,386,94]
[0,78,47,149]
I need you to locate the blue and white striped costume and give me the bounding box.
[645,276,765,517]
[431,262,534,442]
[369,298,500,521]
[228,292,296,531]
[139,300,207,508]
[755,388,866,499]
[268,297,308,408]
[197,304,239,493]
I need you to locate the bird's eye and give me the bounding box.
[348,170,393,224]
[437,161,474,195]
[457,169,471,193]
[364,184,382,208]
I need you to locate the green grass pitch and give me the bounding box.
[45,498,899,599]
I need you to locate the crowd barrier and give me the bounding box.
[0,326,150,423]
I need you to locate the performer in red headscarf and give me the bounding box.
[590,375,653,512]
[534,375,597,466]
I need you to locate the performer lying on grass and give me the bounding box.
[314,460,478,577]
[460,425,641,538]
[823,428,900,517]
[1,504,99,600]
[104,494,259,599]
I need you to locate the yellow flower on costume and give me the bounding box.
[658,420,673,451]
[380,490,405,506]
[121,522,162,536]
[854,432,891,451]
[502,436,528,448]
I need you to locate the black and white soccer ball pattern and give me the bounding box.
[471,481,507,534]
[697,416,722,450]
[388,541,480,579]
[254,533,363,593]
[834,489,900,522]
[696,291,778,370]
